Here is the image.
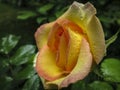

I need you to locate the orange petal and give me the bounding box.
[35,45,64,81]
[66,28,83,71]
[47,23,64,51]
[56,33,67,69]
[57,19,83,34]
[34,22,54,50]
[47,38,92,88]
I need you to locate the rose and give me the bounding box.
[34,1,106,89]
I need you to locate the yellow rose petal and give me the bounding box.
[87,16,106,64]
[34,1,106,89]
[59,1,105,64]
[66,28,82,71]
[61,38,92,87]
[34,22,54,50]
[47,38,92,88]
[35,45,64,81]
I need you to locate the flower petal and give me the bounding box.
[35,45,64,81]
[56,33,67,69]
[57,19,83,34]
[61,38,92,87]
[87,16,106,64]
[34,22,54,49]
[59,1,105,64]
[47,38,92,88]
[66,29,83,71]
[46,77,65,89]
[40,77,58,89]
[54,19,84,71]
[47,23,64,51]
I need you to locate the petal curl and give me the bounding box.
[47,38,92,88]
[59,1,105,64]
[35,45,64,81]
[57,19,83,34]
[34,22,54,49]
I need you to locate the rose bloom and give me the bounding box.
[34,1,106,89]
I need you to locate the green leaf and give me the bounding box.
[10,45,36,66]
[106,28,120,48]
[55,11,64,18]
[5,76,13,82]
[99,16,114,24]
[0,76,13,90]
[36,17,46,24]
[71,80,87,90]
[22,75,40,90]
[0,57,9,75]
[15,65,36,80]
[101,58,120,82]
[0,34,20,54]
[117,84,120,90]
[48,16,56,22]
[12,66,22,76]
[98,0,107,5]
[89,81,113,90]
[37,4,54,14]
[55,6,68,18]
[27,54,36,64]
[17,11,37,20]
[117,19,120,25]
[93,66,103,78]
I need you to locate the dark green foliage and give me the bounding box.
[101,58,120,82]
[106,29,120,48]
[71,80,87,90]
[16,0,69,24]
[89,81,113,90]
[17,11,37,20]
[0,35,20,54]
[0,0,120,90]
[117,84,120,90]
[22,75,40,90]
[37,4,54,15]
[0,35,42,90]
[10,45,36,66]
[14,65,36,80]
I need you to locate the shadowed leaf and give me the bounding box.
[0,34,20,54]
[10,45,36,66]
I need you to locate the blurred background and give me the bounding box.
[0,0,120,90]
